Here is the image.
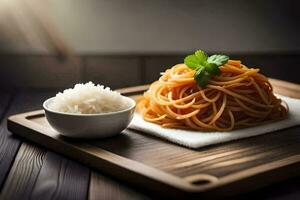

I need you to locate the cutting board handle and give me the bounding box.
[184,174,218,186]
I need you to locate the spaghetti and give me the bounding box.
[136,60,288,131]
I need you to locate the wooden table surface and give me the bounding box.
[0,89,300,200]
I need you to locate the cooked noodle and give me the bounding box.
[136,60,288,131]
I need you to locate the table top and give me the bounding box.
[0,89,300,200]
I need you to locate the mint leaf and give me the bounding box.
[200,72,211,87]
[204,62,220,76]
[184,50,229,88]
[195,50,208,62]
[184,55,202,69]
[194,67,205,82]
[207,55,229,66]
[194,67,210,87]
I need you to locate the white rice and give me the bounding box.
[48,82,130,114]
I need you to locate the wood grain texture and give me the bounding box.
[270,79,300,99]
[9,112,300,197]
[0,91,53,187]
[0,91,13,187]
[7,80,300,198]
[0,91,11,120]
[89,172,149,200]
[0,143,45,200]
[30,152,90,200]
[92,126,300,178]
[0,90,91,200]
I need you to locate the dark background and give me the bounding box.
[0,0,299,90]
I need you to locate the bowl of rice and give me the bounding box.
[43,82,136,138]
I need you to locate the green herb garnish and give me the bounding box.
[184,50,229,87]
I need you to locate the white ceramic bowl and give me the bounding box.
[43,97,136,138]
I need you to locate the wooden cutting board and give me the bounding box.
[7,79,300,198]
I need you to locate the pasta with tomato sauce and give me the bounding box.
[136,60,288,131]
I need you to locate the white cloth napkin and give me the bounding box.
[129,95,300,149]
